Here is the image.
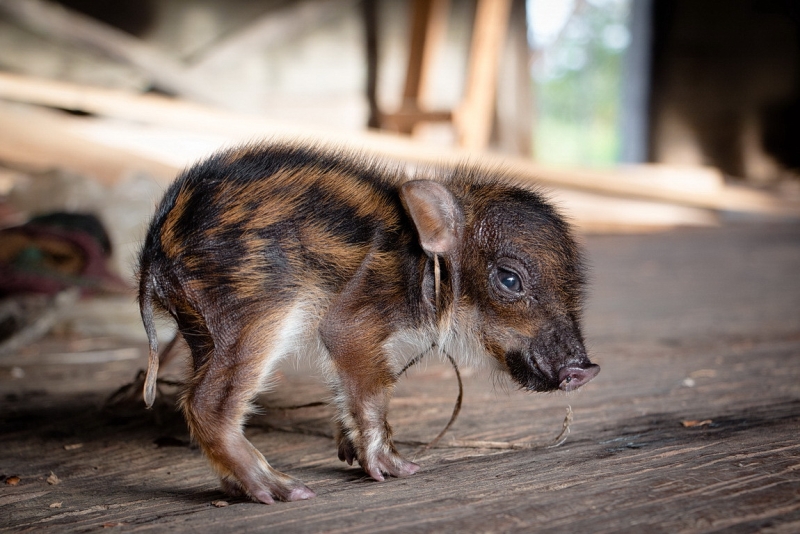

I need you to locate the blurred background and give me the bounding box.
[0,0,799,350]
[2,5,799,529]
[0,0,797,171]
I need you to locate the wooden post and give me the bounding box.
[455,0,513,150]
[382,0,452,133]
[411,0,451,111]
[364,0,381,129]
[494,0,534,156]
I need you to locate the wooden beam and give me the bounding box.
[0,101,178,184]
[0,71,306,141]
[380,110,453,133]
[0,73,795,218]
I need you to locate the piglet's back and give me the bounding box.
[141,144,413,301]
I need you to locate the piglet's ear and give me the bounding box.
[400,180,463,256]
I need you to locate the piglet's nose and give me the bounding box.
[558,364,600,392]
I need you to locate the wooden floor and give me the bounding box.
[2,222,799,533]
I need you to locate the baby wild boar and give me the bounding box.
[137,143,599,504]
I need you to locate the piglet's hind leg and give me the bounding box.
[181,318,315,504]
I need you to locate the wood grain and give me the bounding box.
[1,224,799,532]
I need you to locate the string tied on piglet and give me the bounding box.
[434,253,441,313]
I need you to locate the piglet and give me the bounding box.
[138,143,599,504]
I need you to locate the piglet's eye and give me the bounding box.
[496,267,522,294]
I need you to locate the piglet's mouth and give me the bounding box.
[558,364,600,392]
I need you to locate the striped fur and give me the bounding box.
[137,142,598,504]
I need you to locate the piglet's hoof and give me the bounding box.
[221,474,316,504]
[338,438,358,466]
[248,484,316,504]
[287,486,317,501]
[338,434,419,481]
[362,451,420,482]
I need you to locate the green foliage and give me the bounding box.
[531,0,630,167]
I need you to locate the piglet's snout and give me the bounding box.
[558,364,600,392]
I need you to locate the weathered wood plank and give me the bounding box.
[1,224,799,533]
[0,102,178,183]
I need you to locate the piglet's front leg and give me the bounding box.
[333,388,419,481]
[321,299,419,481]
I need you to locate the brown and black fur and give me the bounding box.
[138,142,599,504]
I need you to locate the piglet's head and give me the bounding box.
[400,179,599,393]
